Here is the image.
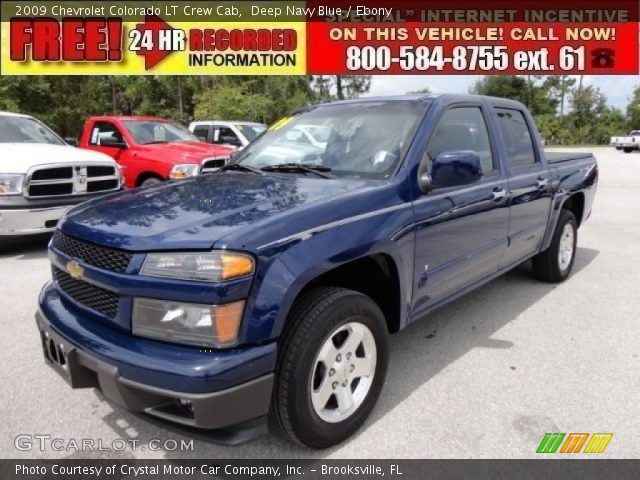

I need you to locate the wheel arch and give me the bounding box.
[561,192,585,226]
[136,171,165,187]
[294,253,402,334]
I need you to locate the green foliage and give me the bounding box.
[1,74,636,145]
[627,85,640,130]
[470,75,557,115]
[0,75,361,135]
[471,75,636,145]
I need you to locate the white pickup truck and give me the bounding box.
[189,120,266,149]
[0,112,122,244]
[612,130,640,153]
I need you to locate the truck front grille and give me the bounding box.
[54,267,119,318]
[26,163,120,198]
[52,231,133,273]
[201,157,228,174]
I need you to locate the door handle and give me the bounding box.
[491,187,507,201]
[536,177,549,189]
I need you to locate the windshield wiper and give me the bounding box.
[143,140,170,145]
[218,163,265,175]
[261,163,334,179]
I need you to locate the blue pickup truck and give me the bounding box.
[36,94,597,448]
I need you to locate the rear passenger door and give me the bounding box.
[411,103,510,315]
[494,107,552,267]
[192,124,212,143]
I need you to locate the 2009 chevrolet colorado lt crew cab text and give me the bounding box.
[36,94,597,449]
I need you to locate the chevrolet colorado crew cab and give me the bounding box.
[79,116,235,188]
[36,95,598,448]
[0,112,121,243]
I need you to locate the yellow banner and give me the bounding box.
[1,19,306,75]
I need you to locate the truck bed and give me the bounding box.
[545,151,593,164]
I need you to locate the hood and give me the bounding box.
[0,143,115,174]
[136,141,234,164]
[60,172,381,251]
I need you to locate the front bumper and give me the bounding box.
[0,205,68,236]
[36,293,276,430]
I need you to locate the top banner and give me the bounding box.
[1,0,638,75]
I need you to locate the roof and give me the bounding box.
[89,115,175,122]
[191,120,266,125]
[0,111,31,118]
[321,93,526,109]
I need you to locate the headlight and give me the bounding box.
[0,174,24,195]
[169,164,200,180]
[133,298,245,348]
[141,251,255,282]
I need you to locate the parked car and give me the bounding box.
[37,94,597,448]
[614,130,640,153]
[79,116,235,188]
[0,111,121,244]
[189,120,267,149]
[291,124,331,149]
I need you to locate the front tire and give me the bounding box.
[269,287,389,449]
[532,210,578,283]
[623,147,634,153]
[140,177,163,187]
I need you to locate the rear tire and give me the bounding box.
[269,287,389,449]
[623,147,634,153]
[532,210,578,283]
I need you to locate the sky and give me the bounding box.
[367,75,639,110]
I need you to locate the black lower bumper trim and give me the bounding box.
[36,311,275,432]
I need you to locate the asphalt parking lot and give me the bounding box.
[1,146,638,459]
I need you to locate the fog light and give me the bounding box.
[132,298,245,348]
[177,398,194,416]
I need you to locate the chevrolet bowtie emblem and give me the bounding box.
[66,261,84,280]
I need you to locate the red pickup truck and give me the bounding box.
[79,116,235,188]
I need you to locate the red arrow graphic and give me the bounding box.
[133,15,176,70]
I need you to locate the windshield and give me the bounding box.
[122,120,199,145]
[237,124,266,142]
[233,101,427,179]
[0,116,66,145]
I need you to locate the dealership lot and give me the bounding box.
[1,146,638,458]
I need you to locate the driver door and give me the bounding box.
[411,104,510,317]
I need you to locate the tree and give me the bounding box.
[311,75,371,101]
[470,75,557,115]
[627,85,640,129]
[542,76,576,117]
[409,87,432,94]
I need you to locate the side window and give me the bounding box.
[90,122,124,146]
[216,127,240,145]
[192,125,209,142]
[495,108,537,168]
[426,107,495,175]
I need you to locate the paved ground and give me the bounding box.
[1,147,638,459]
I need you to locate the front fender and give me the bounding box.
[238,203,415,344]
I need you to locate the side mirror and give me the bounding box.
[100,136,127,149]
[418,150,483,193]
[64,137,78,147]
